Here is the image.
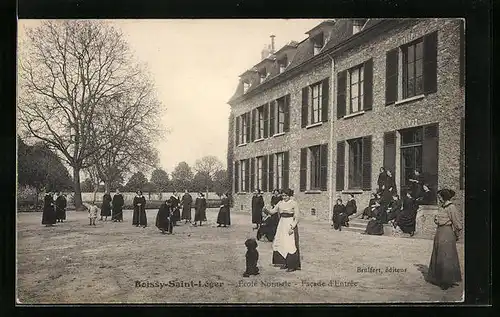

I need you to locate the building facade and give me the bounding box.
[227,19,465,222]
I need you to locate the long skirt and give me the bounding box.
[365,219,384,235]
[55,207,66,220]
[139,209,147,227]
[397,210,417,234]
[332,213,347,230]
[41,206,56,225]
[172,207,180,222]
[272,216,301,270]
[112,206,123,221]
[216,207,230,225]
[101,205,111,217]
[181,205,191,220]
[132,208,140,225]
[194,208,206,222]
[427,225,462,288]
[252,208,262,224]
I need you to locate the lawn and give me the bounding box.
[16,208,464,304]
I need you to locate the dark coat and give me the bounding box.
[170,195,180,222]
[377,172,387,191]
[181,193,193,220]
[101,193,112,217]
[345,199,357,216]
[363,198,378,218]
[41,194,56,225]
[132,195,147,226]
[194,197,207,222]
[217,197,231,225]
[251,195,264,224]
[156,203,173,233]
[397,196,419,234]
[332,204,347,229]
[112,194,124,221]
[270,195,282,208]
[387,198,402,222]
[55,196,67,220]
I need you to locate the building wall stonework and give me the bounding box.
[332,18,464,213]
[232,62,334,219]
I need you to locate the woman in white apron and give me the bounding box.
[263,188,301,272]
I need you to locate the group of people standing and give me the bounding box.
[41,191,68,226]
[100,189,125,222]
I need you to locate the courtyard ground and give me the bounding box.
[16,209,464,304]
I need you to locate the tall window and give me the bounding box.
[349,65,364,114]
[275,152,284,189]
[256,156,264,190]
[276,97,286,133]
[240,159,247,192]
[240,113,249,144]
[312,33,324,55]
[243,81,250,93]
[310,83,322,124]
[400,127,423,192]
[278,56,288,73]
[309,145,321,190]
[348,139,363,189]
[403,39,424,98]
[257,106,265,139]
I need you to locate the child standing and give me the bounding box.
[84,202,99,226]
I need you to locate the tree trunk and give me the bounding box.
[206,186,209,200]
[72,167,85,210]
[104,180,110,194]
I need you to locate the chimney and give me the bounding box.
[270,35,276,53]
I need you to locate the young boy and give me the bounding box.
[84,202,99,226]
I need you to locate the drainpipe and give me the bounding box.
[327,53,335,224]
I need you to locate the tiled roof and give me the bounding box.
[229,19,386,104]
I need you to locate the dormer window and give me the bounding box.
[243,81,250,94]
[312,33,324,56]
[352,19,366,34]
[278,56,288,74]
[259,68,267,84]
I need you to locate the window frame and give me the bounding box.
[310,82,323,124]
[239,113,249,144]
[275,152,284,189]
[309,145,322,190]
[276,97,286,134]
[402,38,424,99]
[256,156,264,191]
[240,159,247,192]
[348,138,363,190]
[312,33,324,56]
[348,64,364,114]
[257,106,265,139]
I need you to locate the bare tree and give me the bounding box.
[17,20,164,209]
[193,156,224,197]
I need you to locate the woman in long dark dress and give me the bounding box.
[381,170,397,208]
[181,190,193,223]
[426,189,462,290]
[364,200,386,235]
[194,192,207,226]
[132,190,147,228]
[156,199,173,234]
[345,194,357,218]
[41,191,56,226]
[377,167,387,194]
[216,193,231,227]
[251,189,265,230]
[112,189,124,222]
[263,188,301,272]
[170,192,181,226]
[386,194,402,223]
[332,198,347,231]
[396,192,419,235]
[55,193,67,223]
[101,192,112,221]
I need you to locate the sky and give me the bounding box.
[18,19,325,175]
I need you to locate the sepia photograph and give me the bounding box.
[16,18,466,304]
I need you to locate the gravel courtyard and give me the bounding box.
[17,209,464,304]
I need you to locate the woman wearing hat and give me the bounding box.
[426,188,463,290]
[263,188,301,272]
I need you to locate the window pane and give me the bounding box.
[416,76,423,95]
[351,97,359,113]
[415,58,423,77]
[415,146,422,171]
[407,62,414,80]
[360,66,364,79]
[408,45,414,62]
[351,69,359,84]
[408,77,415,97]
[351,84,358,99]
[415,41,423,60]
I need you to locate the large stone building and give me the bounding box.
[227,19,465,224]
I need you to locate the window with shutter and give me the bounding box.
[322,78,329,122]
[310,83,322,124]
[348,138,363,189]
[400,127,423,195]
[363,58,373,111]
[269,101,275,136]
[362,136,372,190]
[385,48,399,105]
[276,97,286,134]
[301,87,309,127]
[251,109,257,141]
[250,158,255,192]
[299,148,307,191]
[402,38,424,98]
[384,131,396,178]
[309,145,322,190]
[320,144,328,191]
[423,31,438,95]
[336,142,345,191]
[245,159,250,192]
[245,113,251,143]
[348,65,364,114]
[268,154,274,191]
[283,151,290,189]
[256,157,264,191]
[262,155,268,192]
[234,161,239,193]
[263,103,269,138]
[284,94,290,132]
[276,152,284,190]
[337,71,347,118]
